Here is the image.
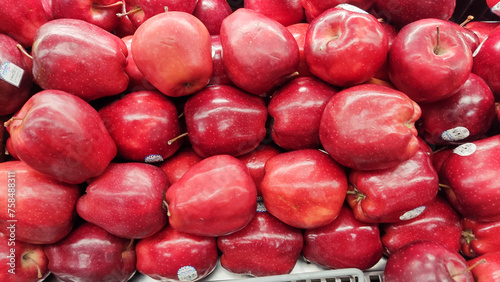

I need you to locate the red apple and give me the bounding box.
[132,11,213,97]
[381,195,463,256]
[0,161,80,244]
[472,27,500,98]
[303,204,383,270]
[300,0,375,20]
[99,90,181,163]
[304,5,389,87]
[286,23,313,77]
[388,18,473,103]
[32,19,129,101]
[465,21,500,43]
[4,90,117,184]
[114,4,138,37]
[461,217,500,258]
[77,162,169,239]
[467,251,500,281]
[165,154,257,237]
[220,8,300,96]
[0,0,50,47]
[268,77,337,150]
[384,240,474,281]
[136,225,217,281]
[441,135,500,222]
[208,35,232,86]
[347,146,439,223]
[44,222,136,282]
[0,232,49,282]
[374,0,456,28]
[158,146,203,185]
[133,0,198,25]
[0,34,33,116]
[237,144,281,195]
[244,0,305,27]
[121,35,156,92]
[261,149,348,229]
[218,205,303,276]
[5,138,18,161]
[193,0,233,35]
[417,73,496,145]
[51,0,123,32]
[488,0,500,16]
[183,85,268,158]
[372,22,399,82]
[319,84,421,170]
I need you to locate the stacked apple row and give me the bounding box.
[2,0,500,281]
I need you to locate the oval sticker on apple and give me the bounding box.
[0,61,24,87]
[144,154,164,163]
[399,206,426,221]
[177,265,198,281]
[441,126,470,141]
[335,4,369,14]
[453,143,477,156]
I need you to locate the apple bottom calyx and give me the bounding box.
[346,185,366,202]
[21,251,42,278]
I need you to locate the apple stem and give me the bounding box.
[17,44,33,60]
[461,230,476,244]
[460,15,474,27]
[434,26,441,55]
[285,71,300,80]
[164,6,169,12]
[163,200,171,216]
[167,132,188,145]
[4,116,24,128]
[178,112,184,119]
[439,183,451,189]
[93,1,123,9]
[377,18,384,23]
[116,6,142,17]
[125,239,134,251]
[452,258,487,277]
[22,252,42,278]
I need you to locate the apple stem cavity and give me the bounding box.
[116,6,142,17]
[461,230,476,244]
[167,132,188,145]
[3,116,24,128]
[452,258,487,277]
[460,15,475,27]
[22,252,43,278]
[346,188,366,202]
[434,26,441,55]
[92,1,123,9]
[17,44,33,60]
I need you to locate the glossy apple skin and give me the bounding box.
[132,12,212,97]
[388,18,473,103]
[220,8,300,96]
[32,19,129,101]
[99,90,181,163]
[418,73,496,146]
[461,218,500,258]
[381,195,462,256]
[269,77,337,150]
[305,7,388,87]
[286,23,313,77]
[237,144,281,195]
[136,225,217,281]
[5,90,117,184]
[303,205,383,270]
[472,28,500,98]
[261,149,348,229]
[384,240,473,282]
[244,0,304,27]
[51,0,123,32]
[184,85,268,158]
[208,35,232,86]
[158,146,203,185]
[374,0,455,28]
[441,135,500,222]
[44,223,136,282]
[77,162,169,239]
[135,0,198,24]
[0,232,50,282]
[218,208,303,276]
[467,251,500,282]
[166,155,257,237]
[465,21,500,43]
[319,84,421,171]
[301,0,375,20]
[121,35,156,92]
[193,0,233,35]
[0,0,50,47]
[0,34,33,116]
[0,161,79,244]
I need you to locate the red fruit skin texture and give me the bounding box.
[244,0,305,27]
[121,35,156,92]
[301,0,375,20]
[237,144,282,195]
[6,90,117,184]
[135,0,198,21]
[220,8,300,95]
[441,135,500,222]
[268,77,337,151]
[77,162,169,239]
[165,155,257,237]
[193,0,233,35]
[32,19,129,101]
[261,149,348,229]
[208,35,233,86]
[467,251,500,282]
[461,218,500,258]
[303,205,383,270]
[51,0,122,32]
[158,146,203,185]
[136,225,218,281]
[286,23,314,77]
[374,0,455,28]
[472,27,500,98]
[347,147,439,223]
[218,210,304,277]
[319,84,421,171]
[381,195,463,256]
[44,223,136,282]
[184,85,268,158]
[465,21,500,43]
[0,161,80,244]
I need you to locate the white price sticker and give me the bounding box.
[0,61,24,87]
[257,201,267,212]
[399,206,426,221]
[441,127,470,142]
[178,266,198,281]
[335,4,369,14]
[493,2,500,16]
[144,154,164,163]
[453,143,477,156]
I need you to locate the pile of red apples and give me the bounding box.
[2,0,500,281]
